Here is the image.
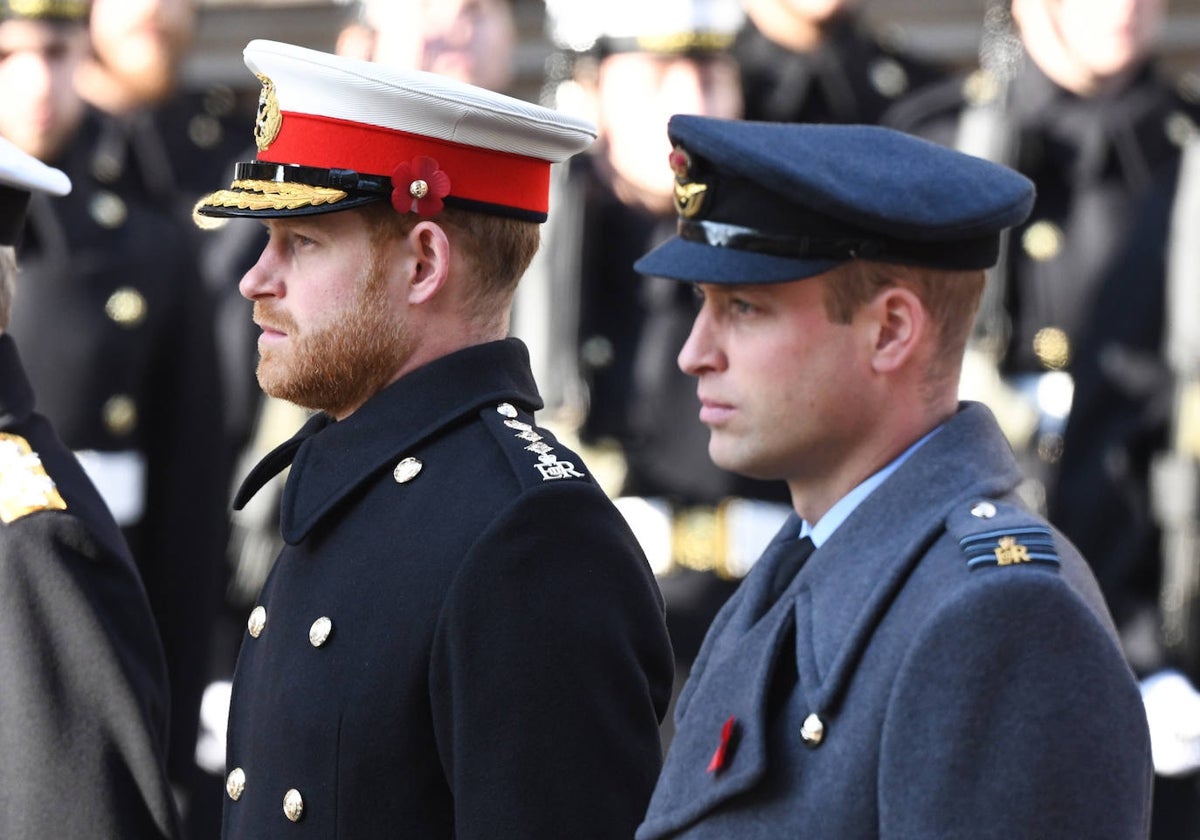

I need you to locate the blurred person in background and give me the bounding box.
[0,0,226,826]
[733,0,947,125]
[74,0,253,216]
[336,0,517,94]
[886,1,1200,835]
[0,125,179,839]
[886,0,1197,509]
[530,0,792,745]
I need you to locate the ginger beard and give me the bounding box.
[253,247,413,416]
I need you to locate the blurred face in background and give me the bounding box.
[741,0,855,49]
[0,20,89,161]
[88,0,195,105]
[596,51,742,211]
[345,0,517,92]
[1013,0,1164,94]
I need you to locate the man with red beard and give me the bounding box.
[193,39,673,839]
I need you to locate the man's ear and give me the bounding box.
[404,220,451,306]
[866,285,927,375]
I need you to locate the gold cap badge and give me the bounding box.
[670,146,708,220]
[254,74,282,152]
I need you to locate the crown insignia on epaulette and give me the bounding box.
[0,433,67,524]
[495,404,585,483]
[960,527,1059,570]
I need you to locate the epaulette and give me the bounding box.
[0,433,67,524]
[945,498,1060,572]
[480,402,589,488]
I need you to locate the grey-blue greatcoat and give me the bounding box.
[637,402,1153,839]
[223,338,674,839]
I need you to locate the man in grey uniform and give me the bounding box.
[633,115,1153,839]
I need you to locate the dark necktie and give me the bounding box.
[768,536,816,602]
[745,534,817,624]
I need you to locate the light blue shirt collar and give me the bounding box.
[799,426,942,548]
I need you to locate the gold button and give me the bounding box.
[226,767,246,801]
[496,403,518,418]
[102,395,138,437]
[962,69,1000,106]
[970,501,997,519]
[283,788,304,822]
[104,287,148,328]
[800,713,825,747]
[89,191,128,229]
[248,605,267,638]
[309,616,333,648]
[1033,326,1070,370]
[393,457,423,484]
[1022,220,1063,262]
[409,179,429,199]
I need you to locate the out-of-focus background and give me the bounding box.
[188,0,1200,102]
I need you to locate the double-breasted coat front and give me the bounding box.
[223,338,674,839]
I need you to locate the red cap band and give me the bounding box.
[262,112,552,215]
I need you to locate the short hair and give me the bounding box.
[822,259,986,395]
[0,247,15,333]
[360,203,540,332]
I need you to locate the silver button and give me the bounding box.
[970,502,997,519]
[800,713,825,747]
[393,457,423,484]
[496,403,518,418]
[309,616,333,648]
[226,767,246,801]
[283,788,304,822]
[247,605,267,638]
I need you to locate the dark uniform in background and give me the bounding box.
[886,32,1200,507]
[0,135,180,840]
[734,5,946,125]
[10,105,229,800]
[1050,142,1200,839]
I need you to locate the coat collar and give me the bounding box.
[638,402,1022,838]
[233,338,542,543]
[789,401,1021,714]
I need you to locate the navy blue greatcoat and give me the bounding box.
[223,338,673,839]
[0,334,179,838]
[637,402,1152,839]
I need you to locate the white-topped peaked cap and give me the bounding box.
[196,39,597,223]
[545,0,743,53]
[0,135,71,246]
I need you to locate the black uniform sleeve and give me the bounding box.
[430,480,674,838]
[0,511,180,838]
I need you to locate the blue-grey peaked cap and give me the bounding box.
[634,115,1036,285]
